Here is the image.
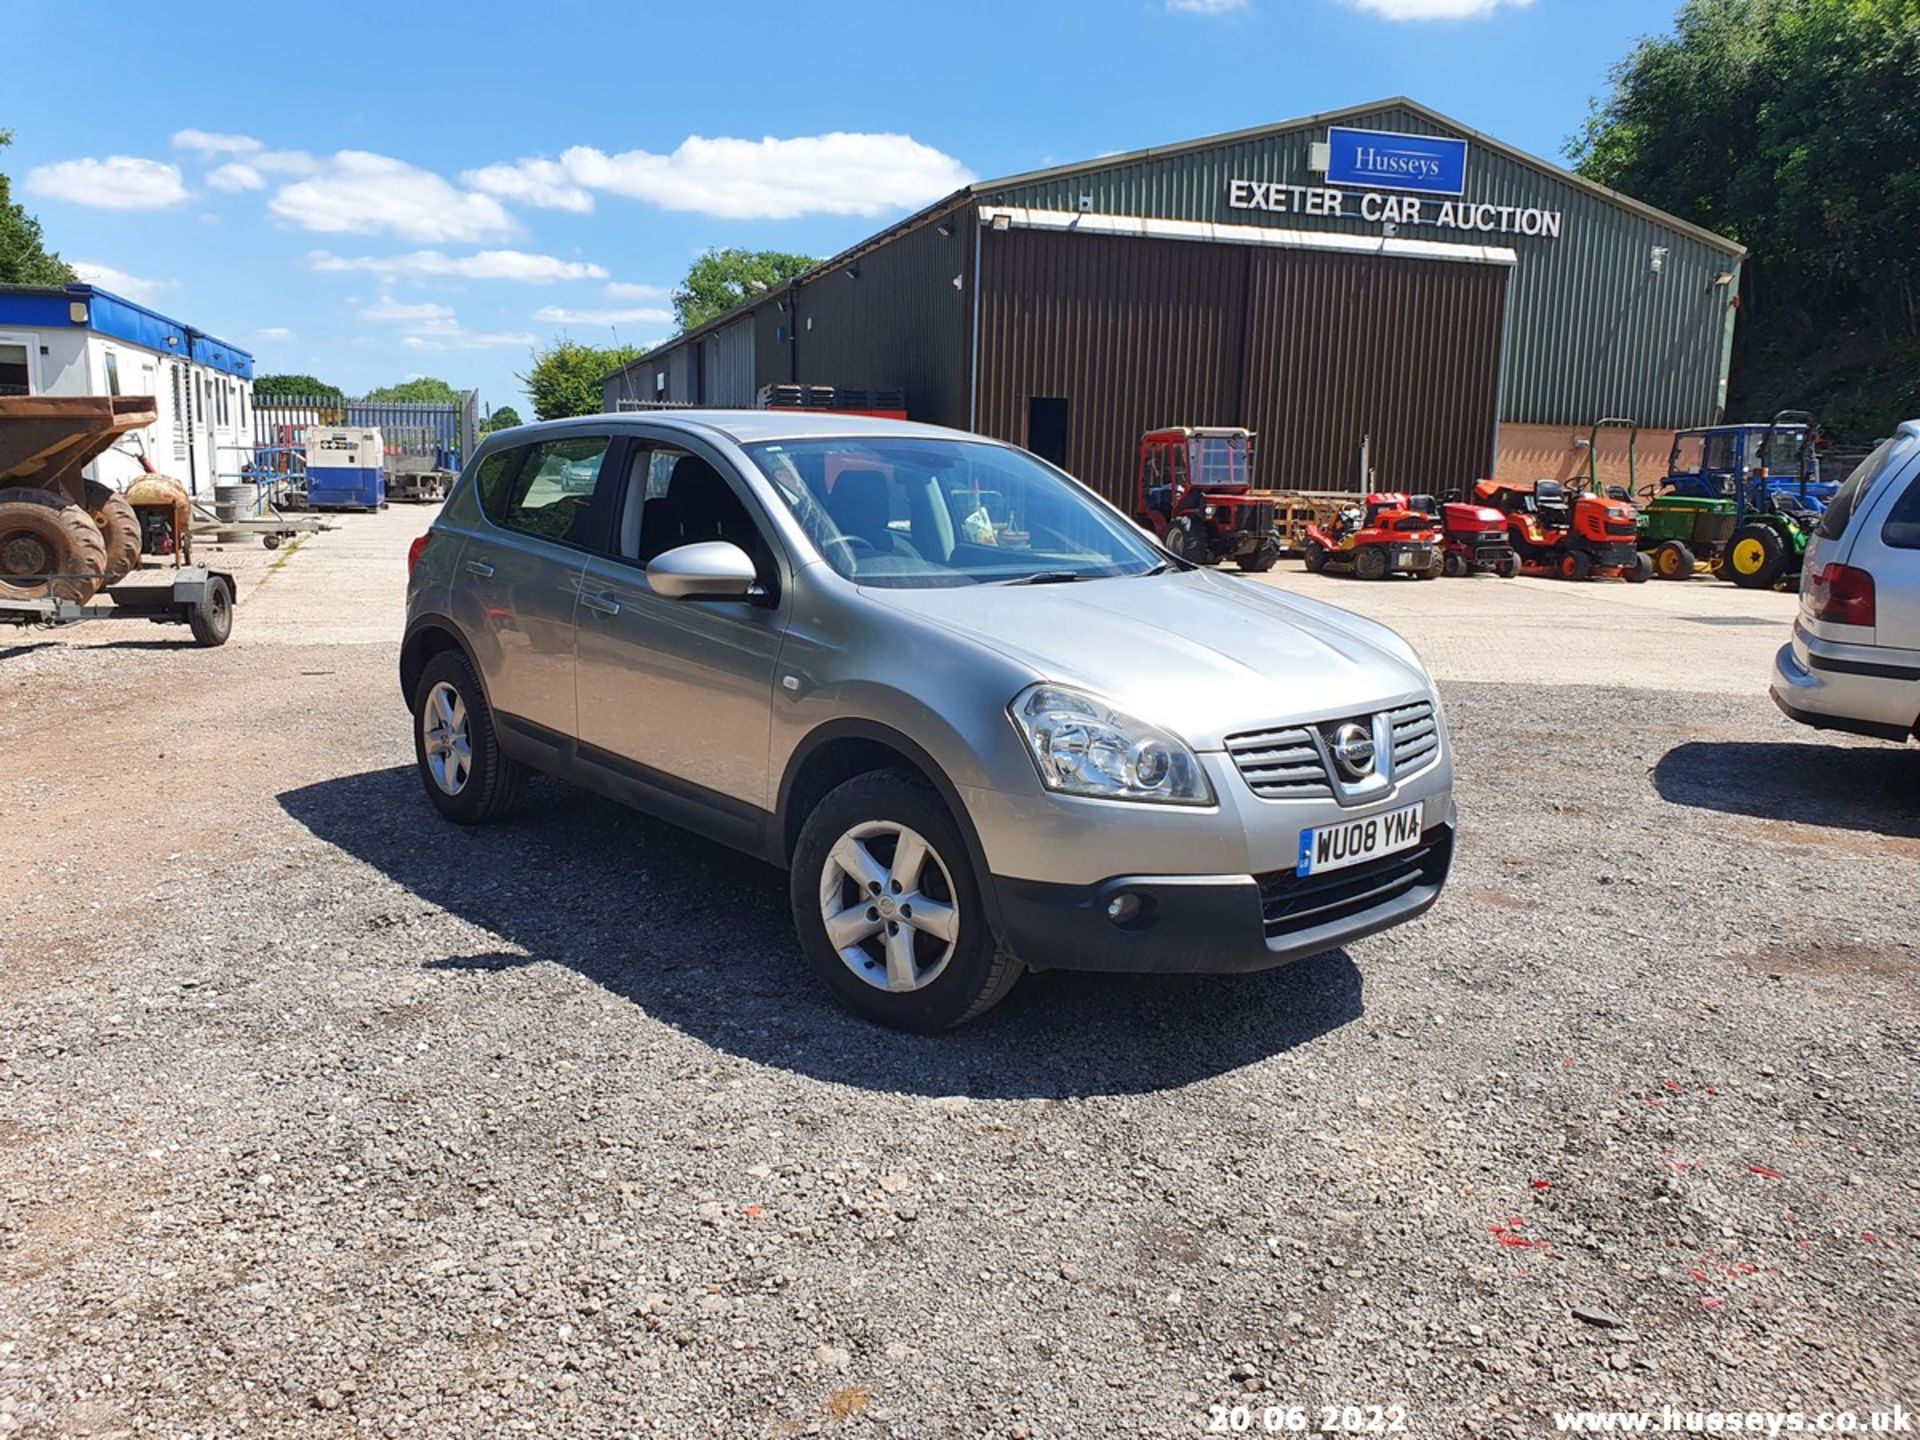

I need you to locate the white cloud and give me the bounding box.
[603,281,670,300]
[25,156,189,210]
[531,304,675,327]
[70,261,179,305]
[269,151,517,243]
[172,129,262,156]
[305,248,607,283]
[402,325,538,352]
[207,162,265,193]
[255,326,296,342]
[1166,0,1246,11]
[359,295,456,325]
[1338,0,1531,16]
[254,150,319,175]
[557,132,973,220]
[461,157,594,213]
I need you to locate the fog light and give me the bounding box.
[1106,893,1143,925]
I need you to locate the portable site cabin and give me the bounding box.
[0,282,256,496]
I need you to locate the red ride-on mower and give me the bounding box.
[1420,493,1520,577]
[1473,476,1651,583]
[1301,492,1444,580]
[1131,427,1283,571]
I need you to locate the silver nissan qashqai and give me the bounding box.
[401,412,1455,1030]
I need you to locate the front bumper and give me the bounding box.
[994,820,1455,974]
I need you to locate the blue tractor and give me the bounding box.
[1652,410,1829,590]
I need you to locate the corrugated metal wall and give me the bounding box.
[980,103,1740,429]
[1242,246,1508,491]
[702,316,756,405]
[976,228,1506,503]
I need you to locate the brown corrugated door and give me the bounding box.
[1243,248,1508,494]
[976,228,1249,508]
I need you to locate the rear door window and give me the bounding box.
[1817,435,1912,541]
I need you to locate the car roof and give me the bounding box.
[496,409,982,447]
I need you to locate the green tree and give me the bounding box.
[364,376,461,404]
[1571,0,1920,436]
[672,247,815,332]
[481,404,524,433]
[518,340,641,421]
[0,128,76,286]
[254,373,346,402]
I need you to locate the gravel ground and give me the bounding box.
[1,517,1916,1438]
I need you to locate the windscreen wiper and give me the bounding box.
[1000,571,1090,586]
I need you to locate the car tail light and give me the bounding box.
[407,532,434,577]
[1808,562,1875,627]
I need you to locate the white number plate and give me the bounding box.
[1297,802,1424,877]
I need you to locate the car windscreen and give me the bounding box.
[1816,434,1912,542]
[742,437,1164,588]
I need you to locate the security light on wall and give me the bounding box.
[1078,194,1094,213]
[990,212,1012,232]
[1649,246,1670,273]
[935,221,953,238]
[1713,272,1736,287]
[952,274,964,291]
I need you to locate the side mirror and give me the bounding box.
[646,541,758,600]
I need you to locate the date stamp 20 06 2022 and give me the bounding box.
[1207,1403,1410,1434]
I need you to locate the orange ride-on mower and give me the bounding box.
[1473,476,1651,583]
[1301,492,1444,581]
[1131,427,1283,571]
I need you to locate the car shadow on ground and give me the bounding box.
[1653,739,1920,838]
[279,766,1363,1099]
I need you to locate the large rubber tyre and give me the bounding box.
[1165,516,1216,566]
[1621,551,1652,584]
[0,487,108,603]
[1442,551,1469,578]
[1653,540,1695,581]
[411,649,528,824]
[1236,533,1281,573]
[188,575,233,646]
[83,481,142,586]
[791,769,1021,1032]
[1557,549,1593,582]
[1726,524,1788,590]
[1302,541,1329,574]
[1421,557,1446,580]
[1354,546,1390,581]
[1497,554,1521,579]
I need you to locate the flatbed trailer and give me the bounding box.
[0,565,236,646]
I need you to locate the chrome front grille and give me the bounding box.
[1227,700,1442,800]
[1388,701,1439,774]
[1225,725,1333,800]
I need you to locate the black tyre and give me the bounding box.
[1354,546,1390,581]
[187,575,233,646]
[1557,549,1593,582]
[411,649,527,824]
[1236,532,1281,573]
[1622,551,1653,584]
[1165,516,1216,566]
[1442,550,1469,578]
[1653,540,1694,581]
[791,769,1021,1032]
[1302,541,1329,574]
[1725,524,1788,590]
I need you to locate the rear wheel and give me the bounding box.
[1354,546,1390,582]
[0,487,107,603]
[412,649,527,824]
[1653,540,1695,581]
[1497,554,1522,579]
[1302,541,1329,574]
[1236,532,1281,572]
[187,575,233,646]
[1621,551,1652,584]
[1442,551,1469,578]
[791,770,1021,1031]
[83,481,142,586]
[1726,524,1788,589]
[1557,549,1593,582]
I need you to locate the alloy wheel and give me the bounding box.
[421,680,473,796]
[817,821,960,993]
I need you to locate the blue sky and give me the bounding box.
[7,0,1684,416]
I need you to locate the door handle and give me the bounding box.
[464,558,494,578]
[580,591,620,617]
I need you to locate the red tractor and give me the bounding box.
[1301,493,1444,580]
[1131,427,1282,571]
[1414,493,1520,577]
[1474,477,1651,582]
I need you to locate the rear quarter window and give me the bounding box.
[1816,435,1911,541]
[472,446,527,524]
[1882,471,1920,551]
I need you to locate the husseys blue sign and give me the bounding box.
[1325,126,1467,196]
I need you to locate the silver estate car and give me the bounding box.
[401,412,1455,1029]
[1772,422,1920,744]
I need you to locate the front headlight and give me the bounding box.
[1009,684,1214,805]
